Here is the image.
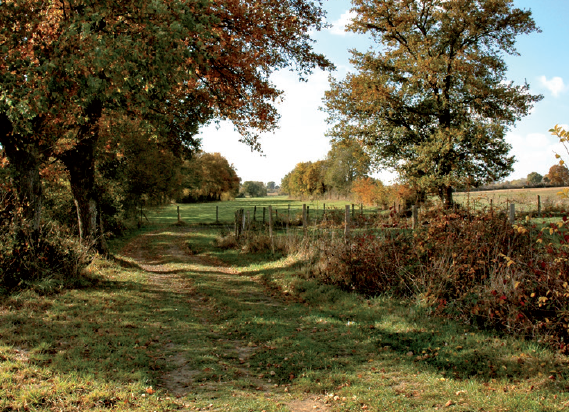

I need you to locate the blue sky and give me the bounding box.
[200,0,569,185]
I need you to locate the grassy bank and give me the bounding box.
[1,226,567,411]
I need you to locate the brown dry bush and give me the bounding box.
[302,208,569,350]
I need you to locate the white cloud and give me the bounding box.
[539,75,566,97]
[505,130,568,179]
[329,10,357,36]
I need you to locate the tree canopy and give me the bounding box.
[322,0,542,207]
[548,165,569,186]
[180,152,240,202]
[0,0,333,250]
[526,172,543,186]
[241,181,268,198]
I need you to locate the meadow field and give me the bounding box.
[143,196,379,226]
[454,187,569,213]
[143,187,568,228]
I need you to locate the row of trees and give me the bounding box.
[526,165,569,186]
[281,140,372,198]
[0,0,333,252]
[179,153,240,203]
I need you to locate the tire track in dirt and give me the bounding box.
[117,227,330,411]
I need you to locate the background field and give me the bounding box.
[454,187,568,213]
[143,197,379,225]
[142,187,568,227]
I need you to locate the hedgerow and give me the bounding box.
[303,208,569,351]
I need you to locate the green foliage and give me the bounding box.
[0,0,333,251]
[178,152,240,203]
[0,211,93,293]
[322,0,542,207]
[324,140,371,197]
[527,172,543,186]
[281,141,371,199]
[241,181,268,198]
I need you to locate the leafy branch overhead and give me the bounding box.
[0,0,333,251]
[322,0,542,207]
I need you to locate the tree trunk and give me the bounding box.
[60,100,108,254]
[0,114,43,233]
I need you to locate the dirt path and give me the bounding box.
[118,227,331,411]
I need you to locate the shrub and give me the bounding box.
[0,189,93,293]
[302,208,569,350]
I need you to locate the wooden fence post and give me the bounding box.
[537,195,541,217]
[509,203,515,224]
[412,205,418,230]
[234,209,241,238]
[302,204,307,234]
[360,203,363,216]
[351,204,355,219]
[253,205,257,222]
[246,210,250,230]
[344,205,351,240]
[268,205,274,253]
[242,208,247,232]
[216,206,219,223]
[177,206,180,223]
[262,207,266,224]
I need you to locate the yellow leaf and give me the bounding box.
[514,281,520,289]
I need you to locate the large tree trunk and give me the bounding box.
[0,114,43,233]
[60,100,108,254]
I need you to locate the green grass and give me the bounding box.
[1,226,567,411]
[143,196,379,225]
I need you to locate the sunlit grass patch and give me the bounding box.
[1,226,568,411]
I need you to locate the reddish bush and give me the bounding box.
[305,208,569,350]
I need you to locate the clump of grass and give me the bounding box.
[214,226,303,255]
